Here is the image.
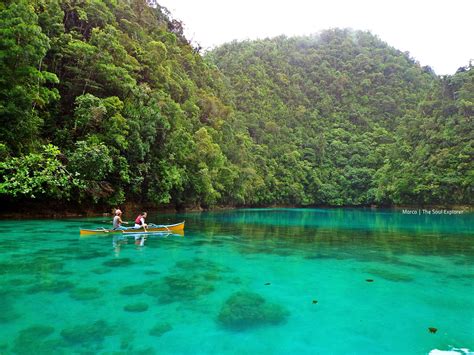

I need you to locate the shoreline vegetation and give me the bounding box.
[0,0,472,213]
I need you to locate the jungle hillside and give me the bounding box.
[0,0,472,212]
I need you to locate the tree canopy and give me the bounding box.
[0,1,472,209]
[207,31,473,206]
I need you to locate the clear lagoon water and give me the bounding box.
[0,208,472,354]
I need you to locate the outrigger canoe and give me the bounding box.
[80,221,185,236]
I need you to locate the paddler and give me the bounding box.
[112,209,128,230]
[134,212,148,230]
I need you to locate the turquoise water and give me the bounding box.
[0,208,472,354]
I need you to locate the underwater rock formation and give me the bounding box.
[70,287,103,301]
[146,273,215,304]
[175,258,231,273]
[124,302,149,312]
[366,268,414,282]
[149,323,172,337]
[13,325,58,354]
[7,278,34,286]
[0,298,19,323]
[16,325,54,340]
[0,257,64,276]
[119,283,148,295]
[60,320,112,345]
[27,280,74,294]
[143,270,161,276]
[217,291,289,330]
[103,258,133,267]
[92,267,111,274]
[75,250,109,260]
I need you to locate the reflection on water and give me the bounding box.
[194,208,472,234]
[111,232,182,256]
[0,208,472,354]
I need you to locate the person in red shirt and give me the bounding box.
[134,212,148,230]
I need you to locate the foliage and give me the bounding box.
[0,144,78,199]
[374,67,474,205]
[208,31,472,206]
[0,1,471,208]
[0,0,59,153]
[67,139,113,200]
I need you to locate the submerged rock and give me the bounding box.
[0,258,64,276]
[103,258,133,267]
[30,257,65,275]
[27,280,75,294]
[366,268,414,282]
[164,274,214,300]
[175,258,231,273]
[0,298,20,323]
[132,347,157,355]
[149,322,172,337]
[75,250,109,260]
[119,283,147,295]
[217,291,289,330]
[16,325,54,340]
[92,267,111,274]
[138,258,231,304]
[201,271,222,282]
[143,270,161,276]
[60,320,112,345]
[146,273,215,304]
[124,302,149,312]
[70,287,103,301]
[227,277,242,285]
[7,278,34,286]
[142,280,163,297]
[13,325,58,354]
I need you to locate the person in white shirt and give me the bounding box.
[112,209,127,230]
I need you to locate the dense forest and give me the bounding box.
[0,0,472,211]
[207,33,473,206]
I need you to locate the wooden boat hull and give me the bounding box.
[80,221,185,235]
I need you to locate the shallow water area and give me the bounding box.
[0,208,472,354]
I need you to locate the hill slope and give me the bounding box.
[0,2,471,209]
[207,30,473,205]
[0,0,255,208]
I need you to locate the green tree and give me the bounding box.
[0,144,77,199]
[0,0,59,153]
